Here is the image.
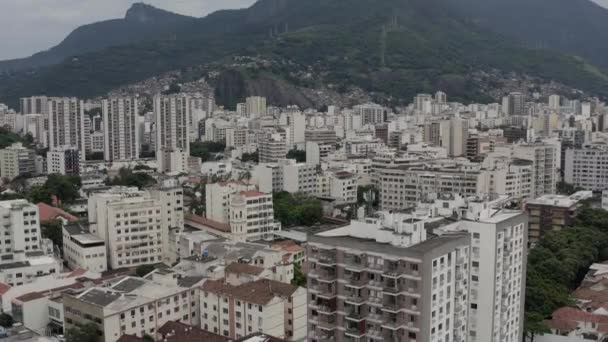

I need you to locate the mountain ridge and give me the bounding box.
[0,3,195,72]
[1,0,608,108]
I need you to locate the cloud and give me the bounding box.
[0,0,256,60]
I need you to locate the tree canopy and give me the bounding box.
[287,149,306,163]
[524,206,608,339]
[190,141,226,162]
[273,192,323,227]
[30,174,82,205]
[109,168,156,189]
[66,323,99,342]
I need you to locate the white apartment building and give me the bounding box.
[90,131,105,152]
[307,212,471,342]
[226,127,248,148]
[0,200,62,286]
[62,222,107,272]
[201,278,307,341]
[344,137,385,157]
[229,191,281,242]
[206,181,256,224]
[328,171,357,203]
[428,197,528,342]
[259,132,287,163]
[511,144,558,197]
[20,96,48,115]
[283,160,318,195]
[63,274,202,342]
[102,97,140,161]
[306,141,336,166]
[564,145,608,191]
[254,159,317,195]
[154,94,191,172]
[246,96,267,118]
[0,143,35,180]
[47,146,80,175]
[149,179,185,265]
[353,103,385,125]
[23,114,46,147]
[88,187,163,269]
[47,98,87,157]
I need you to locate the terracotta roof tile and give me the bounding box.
[157,321,228,342]
[225,263,264,276]
[185,214,231,233]
[37,202,78,223]
[201,279,297,306]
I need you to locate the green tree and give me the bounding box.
[66,323,99,342]
[287,149,306,163]
[110,168,156,189]
[41,219,64,252]
[273,192,323,227]
[0,313,13,328]
[556,181,583,195]
[240,152,259,163]
[291,263,307,287]
[135,264,157,277]
[190,141,226,162]
[143,334,155,342]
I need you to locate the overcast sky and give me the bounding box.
[0,0,256,60]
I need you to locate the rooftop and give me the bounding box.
[37,202,78,222]
[201,278,297,306]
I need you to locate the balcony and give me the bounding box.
[382,320,404,330]
[345,328,366,338]
[310,330,335,341]
[344,255,366,272]
[315,304,337,315]
[344,294,365,305]
[344,275,368,288]
[310,283,337,298]
[317,254,337,267]
[310,267,337,282]
[316,316,337,330]
[345,309,367,322]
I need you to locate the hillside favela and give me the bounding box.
[2,0,608,341]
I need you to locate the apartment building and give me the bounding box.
[201,278,306,341]
[0,143,35,180]
[328,171,357,203]
[20,96,48,115]
[254,159,317,195]
[229,191,281,242]
[564,145,608,191]
[62,222,107,273]
[305,129,338,145]
[88,187,163,269]
[511,144,558,197]
[353,103,385,125]
[226,127,249,148]
[306,142,336,166]
[47,146,80,175]
[423,119,469,157]
[63,274,203,342]
[260,132,288,163]
[154,94,191,173]
[102,97,140,161]
[148,179,185,265]
[47,97,87,156]
[344,138,385,157]
[246,96,267,118]
[307,213,471,342]
[428,197,528,342]
[283,161,318,195]
[206,181,256,224]
[377,160,485,211]
[23,114,46,147]
[525,194,582,246]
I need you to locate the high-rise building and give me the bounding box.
[229,190,281,241]
[423,119,468,157]
[47,146,80,175]
[102,97,140,161]
[435,91,447,104]
[564,144,608,191]
[23,114,46,147]
[260,132,287,163]
[88,187,163,269]
[512,143,558,197]
[307,212,471,342]
[20,96,48,115]
[548,94,561,110]
[0,143,35,180]
[506,92,526,116]
[431,200,528,342]
[205,181,256,224]
[154,95,191,172]
[353,103,385,125]
[47,97,87,158]
[149,178,185,265]
[246,96,267,118]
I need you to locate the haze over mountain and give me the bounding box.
[1,0,608,107]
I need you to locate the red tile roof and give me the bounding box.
[185,214,231,233]
[240,190,267,198]
[201,278,297,306]
[225,262,264,276]
[0,282,11,295]
[158,321,228,342]
[37,203,78,223]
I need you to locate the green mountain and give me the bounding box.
[0,3,195,72]
[1,0,608,108]
[445,0,608,69]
